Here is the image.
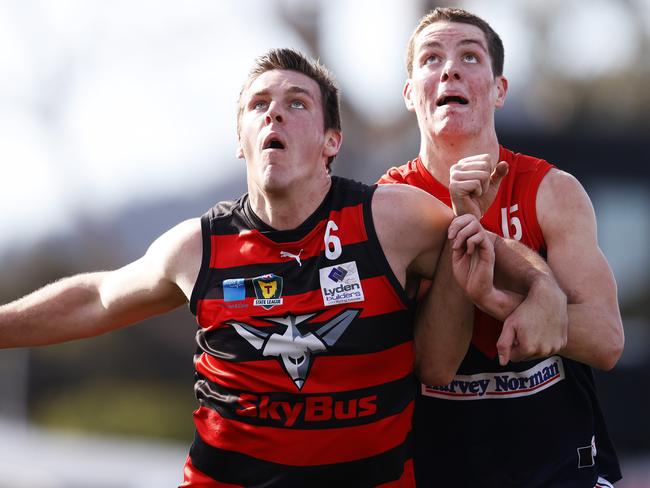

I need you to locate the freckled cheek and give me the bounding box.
[419,78,438,98]
[410,82,435,114]
[469,77,494,97]
[241,135,256,155]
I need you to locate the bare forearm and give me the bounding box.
[481,236,568,320]
[0,273,114,348]
[472,288,521,322]
[560,303,624,370]
[493,237,554,293]
[470,236,557,321]
[415,243,473,385]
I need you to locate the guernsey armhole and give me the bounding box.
[363,188,414,309]
[189,213,214,316]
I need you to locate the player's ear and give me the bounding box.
[403,79,415,112]
[495,75,508,108]
[236,133,244,159]
[323,129,342,159]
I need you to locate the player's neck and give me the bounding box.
[248,175,332,231]
[419,133,500,187]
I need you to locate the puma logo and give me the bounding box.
[280,249,303,267]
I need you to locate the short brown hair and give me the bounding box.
[406,8,504,78]
[237,48,342,168]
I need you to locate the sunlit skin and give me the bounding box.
[237,69,341,230]
[404,21,508,185]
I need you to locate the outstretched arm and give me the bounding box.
[0,218,201,348]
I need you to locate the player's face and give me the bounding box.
[404,21,507,140]
[237,69,341,196]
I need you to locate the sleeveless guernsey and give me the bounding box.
[379,146,621,487]
[184,176,417,487]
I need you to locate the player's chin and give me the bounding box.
[433,119,474,137]
[262,170,303,195]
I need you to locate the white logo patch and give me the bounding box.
[421,356,566,400]
[319,261,364,306]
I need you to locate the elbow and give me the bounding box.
[598,331,625,371]
[595,322,625,371]
[596,349,622,372]
[417,370,455,387]
[415,359,456,387]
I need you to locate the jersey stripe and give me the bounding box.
[195,275,408,326]
[198,239,393,299]
[195,342,414,393]
[180,456,243,488]
[194,374,414,430]
[189,431,413,487]
[195,309,412,362]
[211,204,366,269]
[194,402,413,465]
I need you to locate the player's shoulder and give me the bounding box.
[373,183,452,228]
[377,158,419,184]
[372,184,451,264]
[138,217,203,292]
[537,168,590,206]
[537,168,595,234]
[375,179,434,200]
[150,218,202,259]
[538,168,587,200]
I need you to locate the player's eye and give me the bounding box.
[462,53,479,63]
[424,54,440,66]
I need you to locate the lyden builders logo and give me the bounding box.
[319,261,364,306]
[252,274,283,309]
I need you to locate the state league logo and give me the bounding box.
[252,274,284,309]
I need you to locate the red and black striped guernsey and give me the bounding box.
[183,176,417,487]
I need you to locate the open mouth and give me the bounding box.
[264,138,286,150]
[436,95,469,106]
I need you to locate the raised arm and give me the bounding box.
[449,153,508,218]
[372,184,473,385]
[0,218,201,348]
[448,156,569,366]
[537,169,624,370]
